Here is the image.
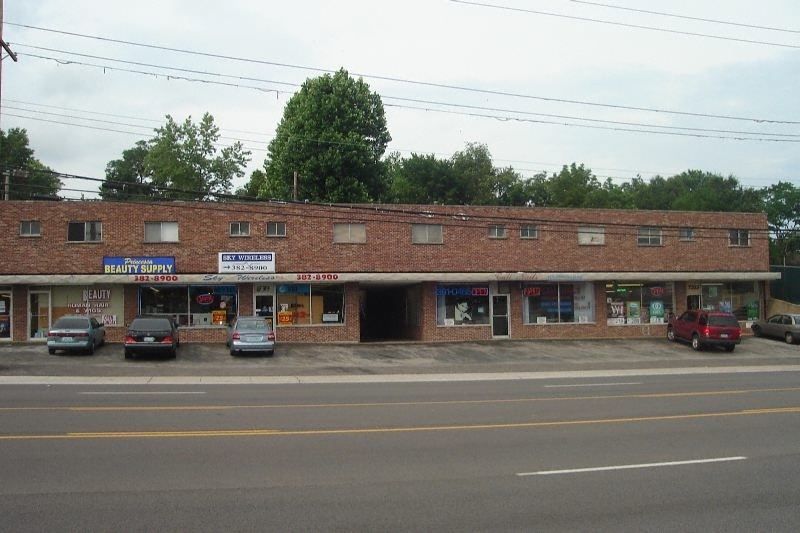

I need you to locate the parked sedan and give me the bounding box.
[124,316,179,359]
[227,316,275,356]
[751,314,800,344]
[47,315,106,355]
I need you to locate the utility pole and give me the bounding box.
[1,0,19,200]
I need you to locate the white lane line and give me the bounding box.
[517,456,747,476]
[544,382,641,388]
[78,391,206,396]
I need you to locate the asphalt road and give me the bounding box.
[2,369,800,531]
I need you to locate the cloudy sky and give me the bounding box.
[3,0,800,199]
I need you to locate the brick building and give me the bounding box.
[0,200,778,345]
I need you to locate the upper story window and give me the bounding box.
[577,226,605,245]
[267,221,287,237]
[333,223,366,243]
[679,227,695,241]
[520,224,538,239]
[229,221,250,237]
[637,226,663,246]
[729,229,750,247]
[68,221,102,242]
[145,221,179,243]
[412,224,443,244]
[20,220,41,237]
[488,224,506,239]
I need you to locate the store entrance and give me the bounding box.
[360,286,413,342]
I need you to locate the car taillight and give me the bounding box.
[163,336,174,343]
[125,336,135,343]
[232,332,240,340]
[701,327,711,337]
[268,332,275,341]
[73,332,89,337]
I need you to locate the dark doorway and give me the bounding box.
[360,287,410,342]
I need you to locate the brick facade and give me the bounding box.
[0,200,776,345]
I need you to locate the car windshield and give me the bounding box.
[130,318,171,329]
[708,315,740,327]
[237,319,268,330]
[53,317,90,329]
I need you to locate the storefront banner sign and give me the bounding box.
[103,256,176,274]
[218,252,275,273]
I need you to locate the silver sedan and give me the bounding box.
[227,317,276,356]
[751,314,800,344]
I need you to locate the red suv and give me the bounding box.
[667,310,742,352]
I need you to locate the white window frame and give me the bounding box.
[411,224,443,244]
[145,221,179,243]
[729,229,750,247]
[637,226,663,246]
[67,221,102,242]
[267,221,287,237]
[577,226,605,245]
[333,223,366,243]
[488,224,506,239]
[520,224,538,239]
[679,227,695,241]
[20,220,41,237]
[229,221,250,237]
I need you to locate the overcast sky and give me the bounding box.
[3,0,800,199]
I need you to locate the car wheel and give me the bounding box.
[48,348,56,355]
[124,349,133,360]
[752,326,761,337]
[170,347,177,359]
[666,326,675,342]
[786,332,795,344]
[266,350,274,357]
[87,340,95,355]
[691,334,702,351]
[230,349,236,356]
[724,344,735,352]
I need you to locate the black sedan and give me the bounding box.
[124,316,180,359]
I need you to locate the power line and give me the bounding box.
[567,0,800,35]
[14,51,800,144]
[450,0,800,49]
[7,22,800,125]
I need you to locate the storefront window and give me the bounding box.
[523,282,595,324]
[436,285,490,326]
[606,282,674,325]
[276,284,344,326]
[0,290,10,339]
[51,286,123,326]
[139,285,238,326]
[700,282,758,320]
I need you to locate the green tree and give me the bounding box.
[546,163,604,207]
[257,68,391,203]
[101,113,250,201]
[762,181,800,265]
[235,169,267,199]
[0,128,61,199]
[386,152,454,204]
[100,141,152,201]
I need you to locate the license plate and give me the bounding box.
[720,333,728,339]
[63,337,74,343]
[246,335,262,342]
[144,336,155,342]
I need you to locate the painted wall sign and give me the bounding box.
[218,252,275,273]
[103,256,176,275]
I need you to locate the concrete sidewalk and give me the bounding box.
[1,337,799,380]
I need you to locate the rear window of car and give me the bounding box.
[53,317,90,329]
[237,319,270,330]
[129,318,172,329]
[708,315,740,327]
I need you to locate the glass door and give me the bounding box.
[491,295,509,337]
[29,290,51,340]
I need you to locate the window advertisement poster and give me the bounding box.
[436,285,490,326]
[626,301,641,325]
[649,300,665,323]
[218,252,275,273]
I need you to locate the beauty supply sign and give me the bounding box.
[103,256,176,275]
[218,252,275,274]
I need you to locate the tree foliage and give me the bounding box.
[256,69,391,203]
[101,113,250,201]
[762,181,800,265]
[0,128,61,199]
